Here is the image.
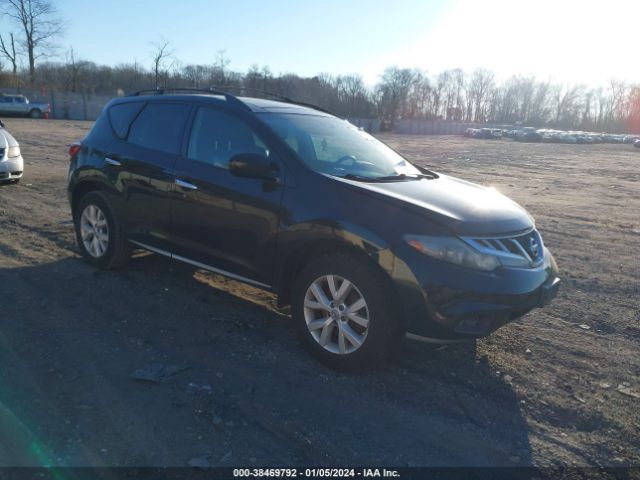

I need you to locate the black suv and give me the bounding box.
[67,88,560,369]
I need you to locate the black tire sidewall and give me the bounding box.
[74,192,121,269]
[292,253,398,371]
[29,109,41,119]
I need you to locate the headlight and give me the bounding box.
[404,234,500,271]
[7,146,20,158]
[543,247,558,272]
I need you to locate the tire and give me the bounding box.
[74,191,131,269]
[292,253,400,371]
[29,109,42,119]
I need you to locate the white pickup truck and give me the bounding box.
[0,94,51,119]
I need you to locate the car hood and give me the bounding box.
[338,174,534,236]
[0,129,19,148]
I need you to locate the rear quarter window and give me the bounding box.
[127,103,191,154]
[108,102,144,139]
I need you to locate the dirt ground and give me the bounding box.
[0,118,638,470]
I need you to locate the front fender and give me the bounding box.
[273,219,427,332]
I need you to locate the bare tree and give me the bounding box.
[337,74,369,117]
[528,80,551,125]
[2,43,639,132]
[407,71,432,119]
[606,79,628,125]
[0,31,19,82]
[627,86,640,133]
[150,37,173,87]
[63,46,89,92]
[452,68,465,120]
[1,0,63,84]
[517,76,536,123]
[581,89,594,129]
[209,49,230,86]
[469,68,495,122]
[431,72,447,119]
[376,66,415,124]
[550,84,584,127]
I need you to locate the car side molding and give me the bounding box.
[129,240,272,290]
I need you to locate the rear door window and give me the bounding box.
[128,103,191,154]
[108,102,144,139]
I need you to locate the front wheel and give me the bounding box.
[74,191,130,269]
[292,253,400,371]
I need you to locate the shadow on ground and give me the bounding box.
[0,254,532,467]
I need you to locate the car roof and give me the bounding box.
[110,93,333,117]
[238,96,331,115]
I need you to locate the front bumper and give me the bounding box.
[0,155,24,181]
[436,274,560,337]
[397,246,560,340]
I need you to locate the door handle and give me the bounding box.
[104,157,121,166]
[175,178,198,190]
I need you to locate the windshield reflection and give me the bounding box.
[259,113,422,180]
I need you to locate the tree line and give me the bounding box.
[1,0,639,133]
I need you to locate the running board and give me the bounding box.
[129,240,272,290]
[405,332,470,344]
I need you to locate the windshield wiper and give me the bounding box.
[372,173,432,181]
[339,172,436,182]
[339,173,377,182]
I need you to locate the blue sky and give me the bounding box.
[1,0,638,86]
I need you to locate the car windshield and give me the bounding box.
[259,113,422,180]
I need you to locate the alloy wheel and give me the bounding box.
[303,275,370,354]
[80,204,109,258]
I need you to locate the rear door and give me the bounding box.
[169,106,286,287]
[13,96,27,114]
[106,101,192,251]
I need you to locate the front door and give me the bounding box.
[0,96,20,114]
[169,106,285,287]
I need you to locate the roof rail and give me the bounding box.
[213,85,336,116]
[126,86,337,116]
[127,87,250,111]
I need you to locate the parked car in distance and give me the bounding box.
[0,94,51,119]
[0,119,24,183]
[634,139,640,148]
[515,128,542,142]
[67,88,560,370]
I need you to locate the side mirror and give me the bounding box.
[229,153,278,181]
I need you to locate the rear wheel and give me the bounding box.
[292,253,399,371]
[74,191,130,269]
[29,109,42,119]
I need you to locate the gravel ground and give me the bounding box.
[0,119,638,470]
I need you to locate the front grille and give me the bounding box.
[463,229,544,267]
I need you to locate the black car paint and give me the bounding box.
[68,94,560,341]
